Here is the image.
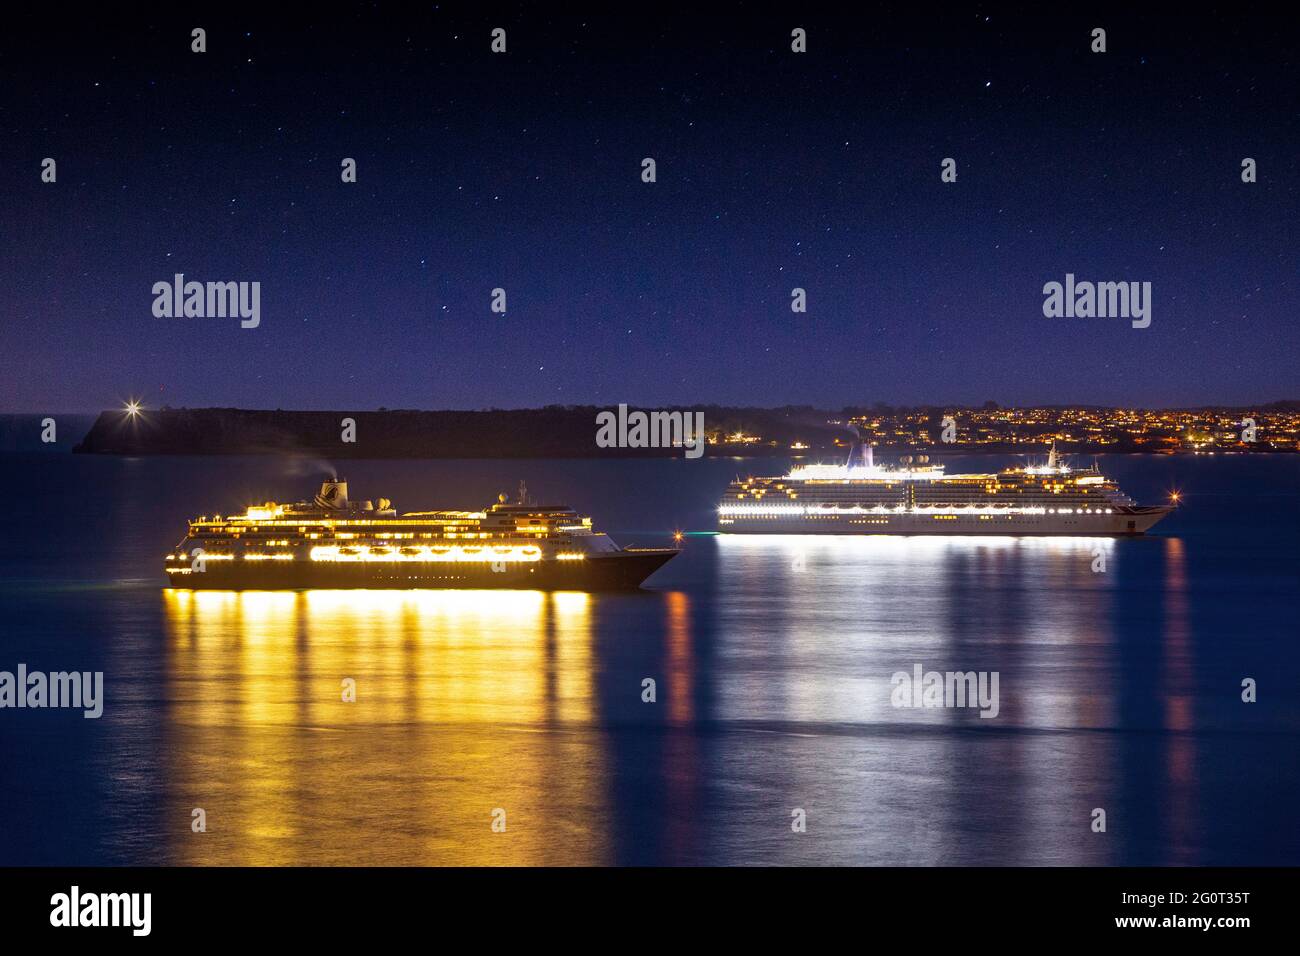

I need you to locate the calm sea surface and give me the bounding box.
[1,438,1297,865]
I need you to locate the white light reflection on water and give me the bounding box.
[708,534,1126,864]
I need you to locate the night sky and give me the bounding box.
[2,5,1297,412]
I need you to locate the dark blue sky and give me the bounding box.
[2,4,1297,412]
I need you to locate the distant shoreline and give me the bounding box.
[66,405,1298,458]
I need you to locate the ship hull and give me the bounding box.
[719,507,1172,536]
[166,550,677,591]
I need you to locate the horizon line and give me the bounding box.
[4,399,1299,417]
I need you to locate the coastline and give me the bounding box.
[64,405,1299,458]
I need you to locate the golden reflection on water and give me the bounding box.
[1160,537,1198,863]
[661,591,700,859]
[162,588,607,865]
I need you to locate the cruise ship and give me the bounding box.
[718,444,1175,535]
[164,478,677,589]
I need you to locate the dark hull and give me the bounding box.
[165,550,677,591]
[719,506,1173,536]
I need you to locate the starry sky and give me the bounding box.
[2,5,1296,412]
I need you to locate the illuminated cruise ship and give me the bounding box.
[165,478,677,589]
[718,443,1175,535]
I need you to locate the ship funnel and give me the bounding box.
[846,439,873,472]
[316,477,349,509]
